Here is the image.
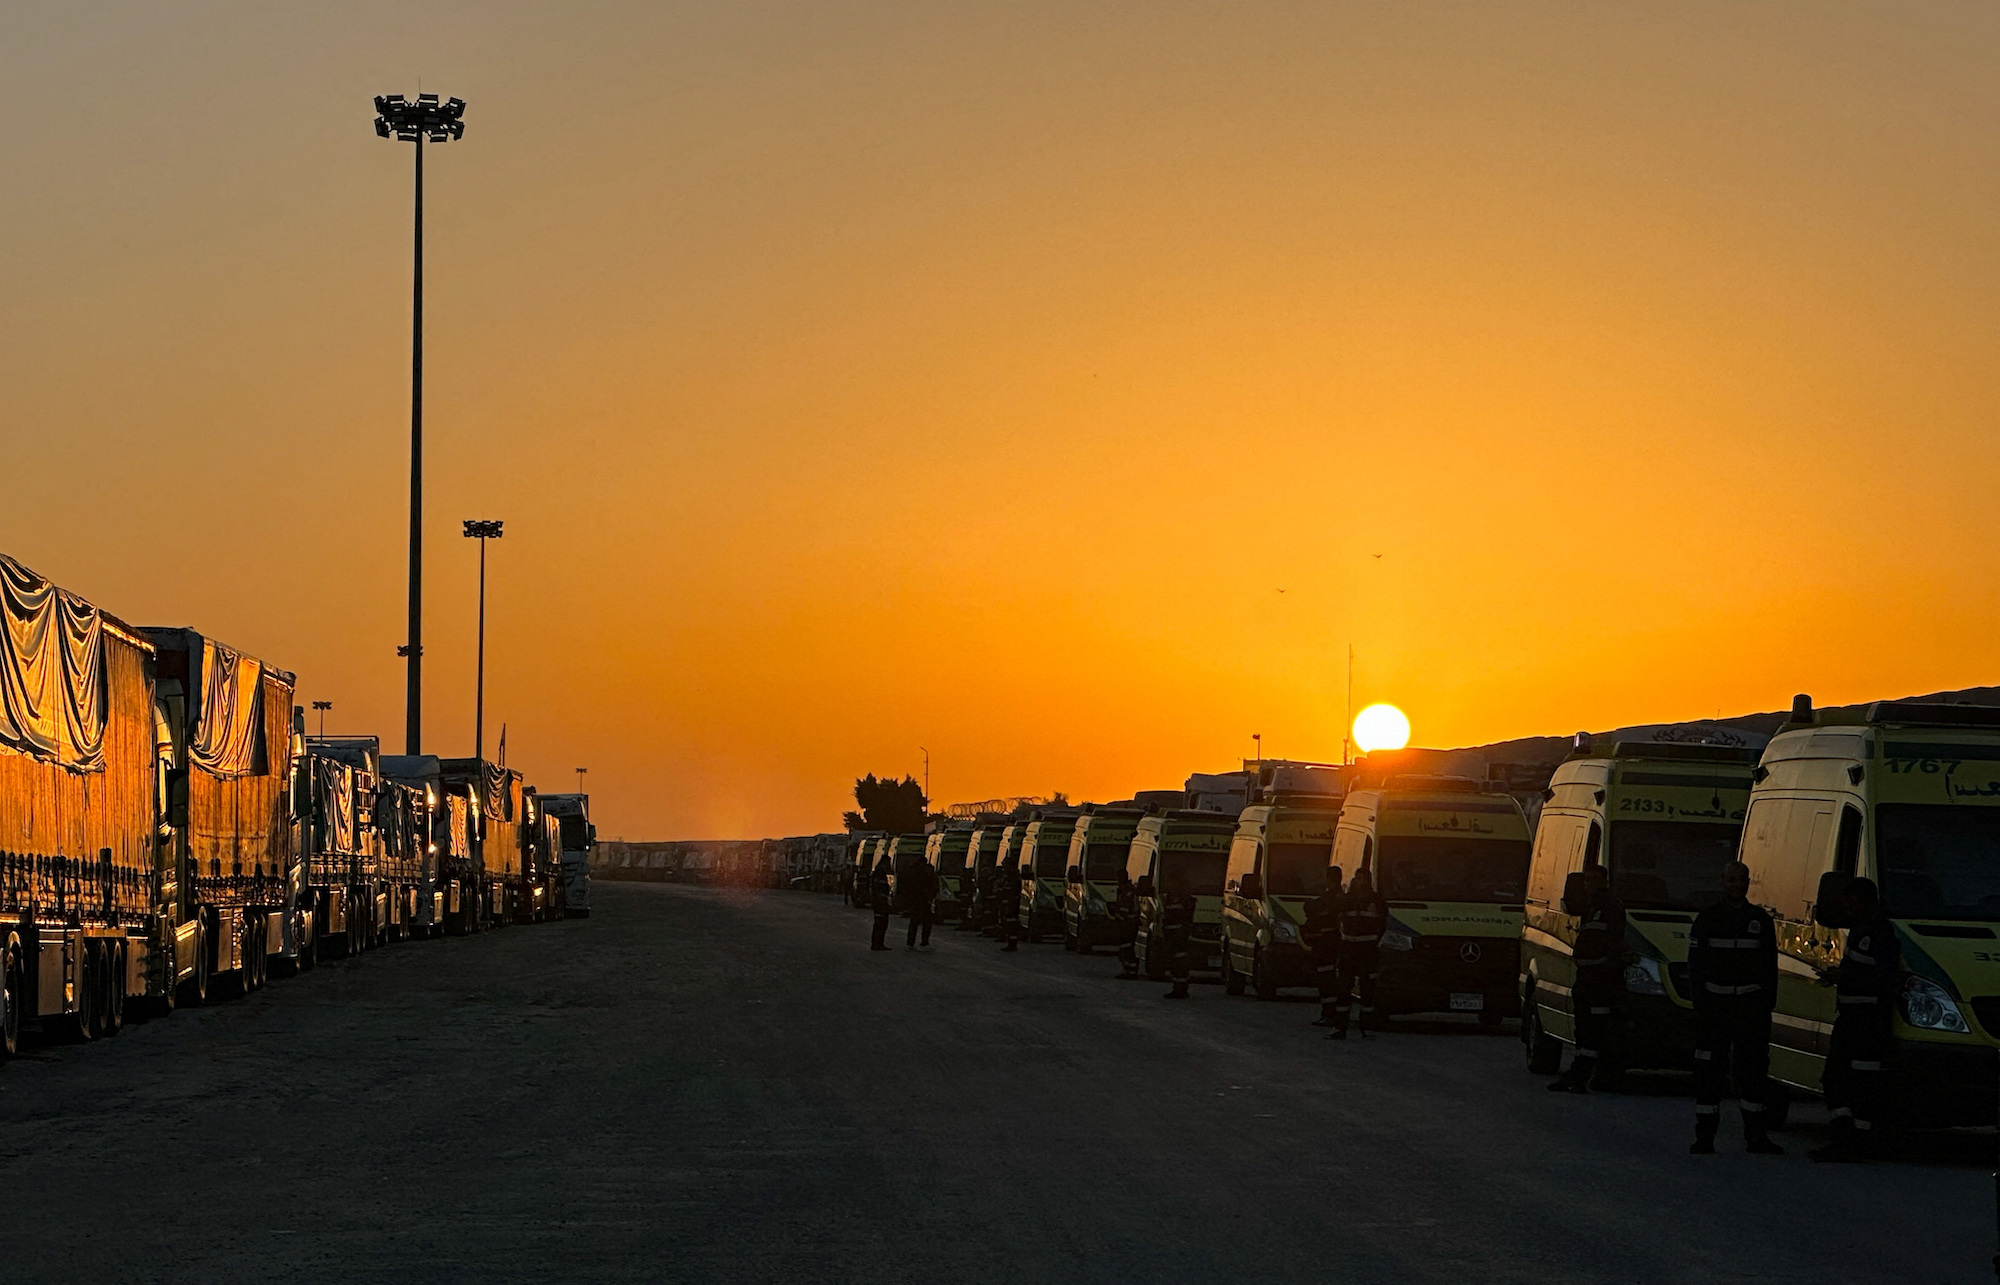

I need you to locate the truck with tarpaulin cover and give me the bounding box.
[143,625,300,1004]
[441,758,525,926]
[299,735,394,959]
[537,792,593,916]
[0,554,169,1052]
[383,755,480,934]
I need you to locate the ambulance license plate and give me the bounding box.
[1450,993,1484,1012]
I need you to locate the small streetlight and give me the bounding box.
[920,746,930,807]
[312,700,333,737]
[462,519,504,761]
[373,91,467,756]
[575,767,588,794]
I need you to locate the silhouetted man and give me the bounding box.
[998,851,1022,952]
[1306,864,1344,1027]
[905,858,939,951]
[868,856,893,951]
[1161,869,1196,999]
[1687,860,1781,1155]
[1328,868,1387,1038]
[1550,863,1626,1093]
[1813,877,1899,1162]
[1113,871,1142,979]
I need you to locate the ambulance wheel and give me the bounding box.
[1252,949,1279,1001]
[1763,1081,1793,1131]
[1523,992,1561,1074]
[0,936,22,1058]
[1222,949,1246,996]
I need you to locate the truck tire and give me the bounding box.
[101,941,125,1037]
[66,940,100,1042]
[245,916,267,991]
[181,916,211,1007]
[1253,948,1280,1001]
[0,937,22,1058]
[1523,989,1561,1074]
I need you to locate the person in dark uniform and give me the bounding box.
[868,855,894,951]
[1161,869,1196,999]
[1305,865,1345,1027]
[1113,871,1143,979]
[997,850,1022,952]
[1328,868,1387,1039]
[1813,877,1900,1162]
[1687,860,1782,1155]
[1550,863,1627,1093]
[905,858,939,950]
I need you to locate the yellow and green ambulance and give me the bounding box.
[1518,740,1757,1072]
[1063,807,1144,953]
[1126,810,1239,979]
[1220,796,1342,998]
[1738,698,2000,1127]
[1018,812,1080,942]
[926,824,974,921]
[1335,776,1531,1024]
[962,826,1004,928]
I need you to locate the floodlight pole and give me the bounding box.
[406,134,425,757]
[463,520,503,760]
[374,91,465,757]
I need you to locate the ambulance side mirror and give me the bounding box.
[1812,871,1853,929]
[167,767,190,829]
[1135,875,1155,898]
[1066,865,1082,884]
[1560,871,1588,916]
[1239,872,1262,901]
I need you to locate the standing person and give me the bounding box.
[1161,870,1196,999]
[905,858,939,951]
[1549,863,1627,1093]
[1687,860,1782,1156]
[1113,871,1142,980]
[1328,868,1387,1039]
[998,850,1022,952]
[1306,865,1345,1027]
[868,855,894,952]
[1812,877,1899,1163]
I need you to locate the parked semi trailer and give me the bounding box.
[537,793,594,917]
[0,555,168,1052]
[143,625,299,1003]
[442,759,525,926]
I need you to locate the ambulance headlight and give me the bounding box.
[1623,957,1665,996]
[1270,920,1299,945]
[1380,929,1415,952]
[1900,975,1971,1033]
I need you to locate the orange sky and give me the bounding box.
[7,3,2000,838]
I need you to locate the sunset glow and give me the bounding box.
[1353,705,1412,755]
[9,6,2000,838]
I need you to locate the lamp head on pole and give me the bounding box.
[373,93,467,144]
[462,519,504,540]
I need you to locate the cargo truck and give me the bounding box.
[536,791,595,918]
[0,555,169,1052]
[144,626,300,1003]
[441,759,525,927]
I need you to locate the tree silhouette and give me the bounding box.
[843,773,929,834]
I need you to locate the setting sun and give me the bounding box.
[1353,703,1412,754]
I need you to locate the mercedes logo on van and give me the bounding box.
[1459,942,1482,964]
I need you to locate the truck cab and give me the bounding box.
[1739,699,2000,1127]
[848,833,886,908]
[1018,813,1079,942]
[1220,795,1342,998]
[538,792,595,918]
[886,833,929,903]
[1127,811,1238,979]
[1336,776,1531,1023]
[1519,740,1755,1072]
[1063,807,1143,953]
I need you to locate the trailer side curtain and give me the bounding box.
[0,553,109,772]
[480,761,513,821]
[190,638,264,779]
